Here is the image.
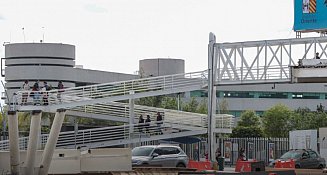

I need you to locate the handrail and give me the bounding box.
[70,102,234,129]
[14,70,208,109]
[0,111,234,150]
[0,120,206,150]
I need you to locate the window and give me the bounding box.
[309,151,318,158]
[258,92,288,99]
[161,147,180,155]
[223,91,254,98]
[153,148,164,155]
[293,93,320,99]
[302,151,309,158]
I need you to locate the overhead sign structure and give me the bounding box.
[294,0,327,31]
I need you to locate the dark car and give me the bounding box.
[269,149,326,169]
[131,145,189,167]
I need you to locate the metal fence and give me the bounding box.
[181,137,289,166]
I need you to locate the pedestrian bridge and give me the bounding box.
[0,113,234,150]
[14,70,208,112]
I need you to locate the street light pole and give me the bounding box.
[207,32,217,162]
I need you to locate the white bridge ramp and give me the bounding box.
[0,112,234,150]
[15,70,208,112]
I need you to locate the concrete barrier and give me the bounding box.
[0,148,132,174]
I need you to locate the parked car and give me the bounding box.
[269,149,326,169]
[131,145,189,167]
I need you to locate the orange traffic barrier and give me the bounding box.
[188,160,212,171]
[274,159,295,169]
[235,160,253,172]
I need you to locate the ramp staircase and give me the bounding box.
[2,69,235,150]
[0,112,234,150]
[14,70,208,112]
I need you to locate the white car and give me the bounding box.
[132,145,189,167]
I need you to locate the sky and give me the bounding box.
[0,0,320,78]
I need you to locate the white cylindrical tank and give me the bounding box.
[139,58,185,77]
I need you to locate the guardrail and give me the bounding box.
[14,70,208,109]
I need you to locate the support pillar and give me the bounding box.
[129,90,135,135]
[39,109,66,175]
[8,110,20,175]
[25,110,42,175]
[208,32,217,162]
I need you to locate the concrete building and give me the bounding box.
[2,43,138,101]
[3,40,327,118]
[139,58,184,77]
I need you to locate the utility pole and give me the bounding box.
[207,32,217,162]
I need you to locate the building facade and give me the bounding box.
[3,42,326,117]
[2,43,138,101]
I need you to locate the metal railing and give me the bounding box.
[0,110,234,150]
[70,102,234,129]
[14,70,208,109]
[0,119,207,150]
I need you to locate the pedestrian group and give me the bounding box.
[20,80,64,105]
[138,112,163,134]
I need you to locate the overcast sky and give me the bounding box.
[0,0,320,77]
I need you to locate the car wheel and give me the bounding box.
[318,164,324,169]
[295,164,300,169]
[176,163,186,168]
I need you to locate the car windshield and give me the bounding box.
[280,151,301,159]
[132,147,154,156]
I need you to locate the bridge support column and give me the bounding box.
[129,90,135,136]
[208,32,217,162]
[39,109,66,175]
[25,110,42,175]
[8,110,20,175]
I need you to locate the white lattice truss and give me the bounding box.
[214,37,327,84]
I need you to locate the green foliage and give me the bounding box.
[237,110,260,127]
[262,104,293,138]
[137,95,207,114]
[183,97,199,113]
[197,98,208,114]
[160,97,178,110]
[0,113,3,131]
[231,126,264,138]
[136,96,163,107]
[231,110,264,138]
[219,99,229,114]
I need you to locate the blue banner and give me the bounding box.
[294,0,327,31]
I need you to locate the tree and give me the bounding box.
[183,97,199,113]
[219,99,229,114]
[262,104,293,138]
[196,98,207,114]
[231,110,264,138]
[317,103,325,113]
[136,96,163,107]
[0,113,3,131]
[160,97,178,110]
[290,107,327,130]
[231,126,264,138]
[290,107,315,130]
[237,110,260,127]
